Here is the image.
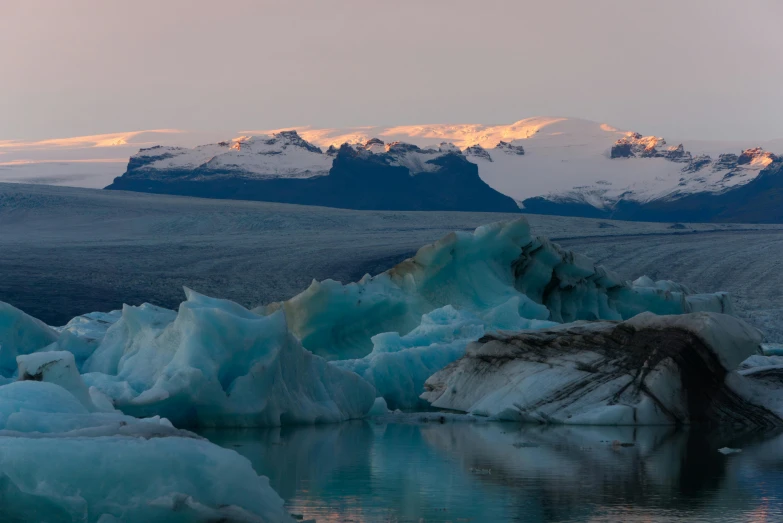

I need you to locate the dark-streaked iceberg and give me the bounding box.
[421,312,782,427]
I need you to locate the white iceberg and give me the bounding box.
[0,352,291,522]
[0,301,59,376]
[81,289,375,427]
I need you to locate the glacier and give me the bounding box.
[0,352,291,522]
[0,217,743,421]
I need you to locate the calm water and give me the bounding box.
[200,421,783,523]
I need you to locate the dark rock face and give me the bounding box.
[663,144,692,163]
[125,147,180,171]
[268,130,323,154]
[713,153,739,171]
[464,145,493,162]
[364,138,385,148]
[611,133,692,163]
[107,142,520,213]
[611,133,660,158]
[495,141,525,155]
[423,313,782,427]
[682,154,712,173]
[610,142,634,158]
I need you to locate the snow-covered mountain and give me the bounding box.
[273,117,783,222]
[107,131,519,213]
[107,117,783,220]
[127,130,332,179]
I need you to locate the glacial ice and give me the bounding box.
[335,303,555,409]
[81,288,375,427]
[0,437,291,522]
[0,356,291,522]
[0,300,59,375]
[273,219,732,363]
[270,219,731,408]
[735,354,783,419]
[0,217,741,422]
[422,312,781,427]
[1,214,771,520]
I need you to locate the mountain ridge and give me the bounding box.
[104,117,783,221]
[106,133,520,213]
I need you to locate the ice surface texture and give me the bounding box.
[0,214,766,521]
[278,218,731,408]
[0,217,734,418]
[422,312,781,427]
[274,218,730,359]
[0,353,291,522]
[80,289,375,427]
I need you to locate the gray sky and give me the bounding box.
[3,0,783,141]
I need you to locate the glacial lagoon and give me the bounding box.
[201,421,783,523]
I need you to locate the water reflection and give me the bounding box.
[200,422,783,522]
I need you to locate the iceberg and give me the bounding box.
[335,303,555,409]
[0,217,741,424]
[81,289,375,427]
[422,312,782,427]
[0,301,59,376]
[0,352,291,522]
[734,354,783,420]
[271,219,732,363]
[279,218,732,408]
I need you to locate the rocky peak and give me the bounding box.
[611,133,700,167]
[363,138,386,154]
[611,132,666,158]
[464,144,492,162]
[662,144,692,163]
[387,142,422,155]
[713,153,739,171]
[437,142,461,154]
[495,141,525,155]
[681,154,712,173]
[737,147,778,166]
[263,130,323,154]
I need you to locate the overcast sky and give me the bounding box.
[3,0,783,141]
